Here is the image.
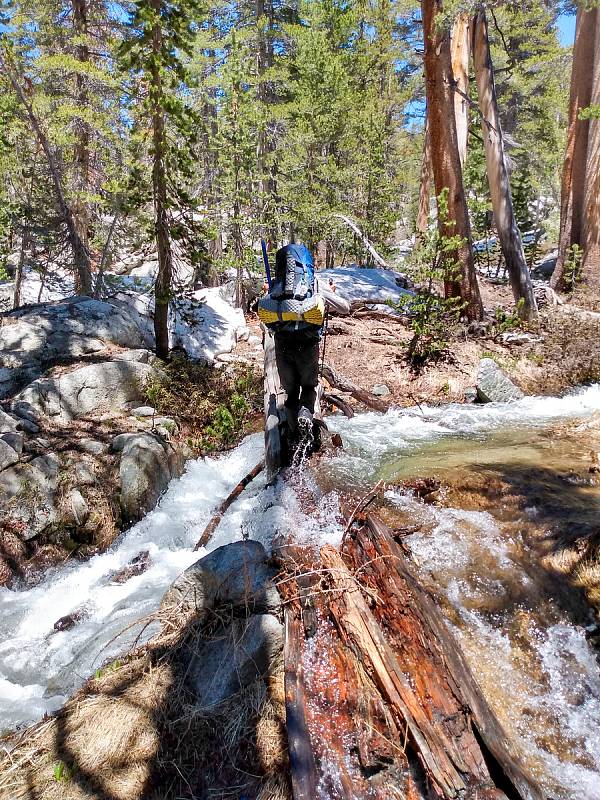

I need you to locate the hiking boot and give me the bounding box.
[297,406,313,435]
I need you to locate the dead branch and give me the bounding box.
[321,363,389,412]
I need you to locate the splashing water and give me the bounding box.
[0,433,343,731]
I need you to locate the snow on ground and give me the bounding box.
[318,265,413,312]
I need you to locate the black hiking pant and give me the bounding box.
[274,333,320,424]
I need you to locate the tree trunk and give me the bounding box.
[472,10,537,322]
[13,227,29,310]
[421,0,483,321]
[552,4,598,291]
[416,117,431,234]
[1,54,93,295]
[451,13,470,169]
[71,0,93,295]
[150,1,173,360]
[578,9,600,303]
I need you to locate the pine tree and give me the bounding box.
[120,0,203,358]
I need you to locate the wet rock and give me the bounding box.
[14,360,157,422]
[0,438,20,470]
[331,433,343,448]
[162,540,280,619]
[1,431,24,455]
[476,358,524,403]
[109,550,151,584]
[464,386,478,403]
[186,614,283,709]
[119,433,186,520]
[372,384,391,397]
[402,477,441,503]
[53,608,88,632]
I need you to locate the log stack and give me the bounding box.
[277,516,546,800]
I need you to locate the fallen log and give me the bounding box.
[360,515,547,800]
[321,363,388,412]
[322,392,355,418]
[193,460,265,550]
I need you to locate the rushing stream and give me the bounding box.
[2,386,600,798]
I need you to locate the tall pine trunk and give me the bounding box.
[150,0,173,360]
[577,9,600,303]
[551,4,597,291]
[416,116,431,234]
[472,10,537,322]
[421,0,482,321]
[451,13,470,168]
[72,0,92,295]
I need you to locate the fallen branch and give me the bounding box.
[194,460,265,550]
[321,363,388,412]
[332,214,389,268]
[323,392,354,418]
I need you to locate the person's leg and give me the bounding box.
[298,340,320,414]
[275,338,301,430]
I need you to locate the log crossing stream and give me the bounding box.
[1,385,600,798]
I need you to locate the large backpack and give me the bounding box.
[258,244,325,332]
[272,244,315,300]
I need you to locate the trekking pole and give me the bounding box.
[320,305,329,380]
[261,238,272,290]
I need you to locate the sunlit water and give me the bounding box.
[2,386,600,800]
[318,384,600,800]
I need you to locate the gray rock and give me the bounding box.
[131,406,156,417]
[476,358,524,403]
[0,297,147,398]
[0,439,20,470]
[79,438,106,456]
[14,360,156,422]
[1,432,23,455]
[464,387,478,404]
[372,384,391,397]
[0,452,60,537]
[112,349,151,364]
[186,614,283,709]
[72,462,96,486]
[235,326,251,343]
[111,432,137,452]
[162,540,280,618]
[10,400,42,425]
[0,407,19,434]
[66,489,89,525]
[119,433,186,520]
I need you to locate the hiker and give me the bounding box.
[258,243,348,442]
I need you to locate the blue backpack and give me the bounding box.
[271,244,315,300]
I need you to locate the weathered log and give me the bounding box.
[323,392,355,418]
[193,460,264,550]
[321,363,388,413]
[361,514,546,800]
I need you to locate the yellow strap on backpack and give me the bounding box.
[258,295,325,327]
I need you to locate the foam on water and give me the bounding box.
[0,433,343,730]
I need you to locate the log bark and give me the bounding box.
[193,460,264,550]
[421,0,483,321]
[321,363,388,412]
[355,514,547,800]
[323,392,354,418]
[451,13,470,169]
[472,10,537,322]
[552,4,598,291]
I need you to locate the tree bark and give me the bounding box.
[416,117,431,234]
[1,54,93,296]
[451,13,470,169]
[552,4,598,291]
[71,0,93,295]
[150,0,174,360]
[472,10,537,322]
[421,0,483,321]
[579,8,600,303]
